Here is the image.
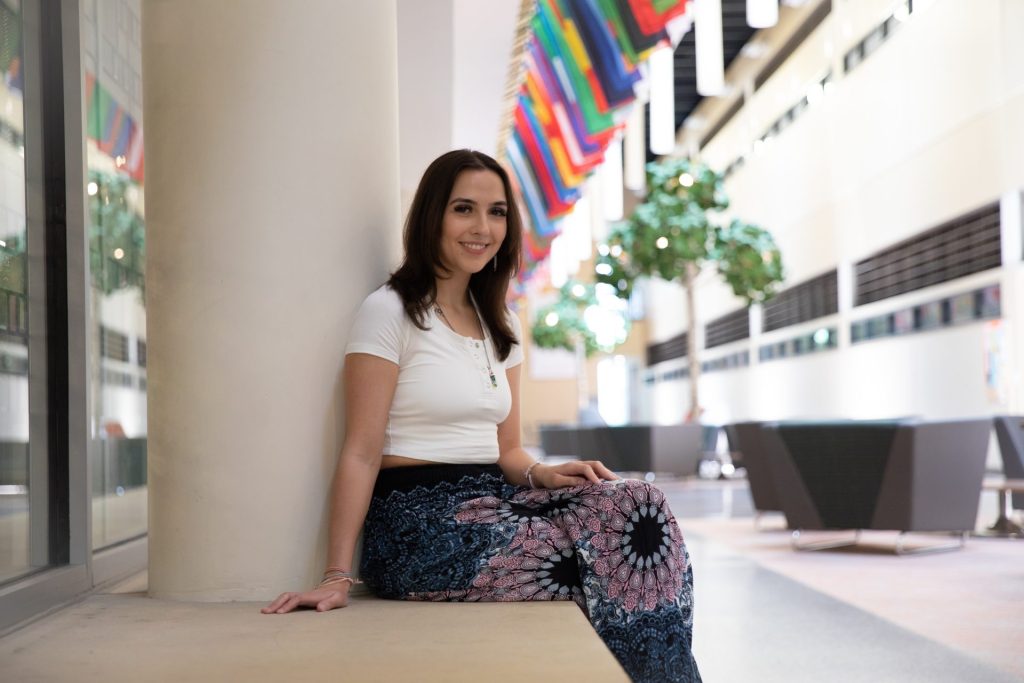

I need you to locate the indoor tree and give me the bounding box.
[530,280,629,415]
[596,157,783,420]
[88,170,146,299]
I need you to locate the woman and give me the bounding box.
[262,150,701,683]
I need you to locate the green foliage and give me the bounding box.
[0,232,26,295]
[88,170,145,298]
[596,157,783,306]
[716,219,784,303]
[529,281,601,357]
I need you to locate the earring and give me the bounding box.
[493,255,498,272]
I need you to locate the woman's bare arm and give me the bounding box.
[496,364,616,488]
[325,354,398,569]
[262,353,397,613]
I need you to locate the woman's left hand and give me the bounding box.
[532,460,619,489]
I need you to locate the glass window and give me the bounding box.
[81,0,147,550]
[0,0,31,582]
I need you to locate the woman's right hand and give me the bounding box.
[260,582,351,614]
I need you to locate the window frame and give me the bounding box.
[0,0,146,637]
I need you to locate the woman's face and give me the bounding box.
[438,169,508,279]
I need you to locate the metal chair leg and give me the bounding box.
[974,490,1024,538]
[894,531,968,556]
[791,529,861,551]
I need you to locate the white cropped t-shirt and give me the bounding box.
[344,285,523,464]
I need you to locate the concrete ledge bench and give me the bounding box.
[0,592,628,681]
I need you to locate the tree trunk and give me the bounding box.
[683,263,700,421]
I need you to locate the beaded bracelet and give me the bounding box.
[318,567,362,589]
[323,566,353,575]
[524,462,541,489]
[318,576,362,589]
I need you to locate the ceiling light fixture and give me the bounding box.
[695,0,725,97]
[624,104,646,191]
[602,136,624,220]
[747,0,778,28]
[648,46,676,155]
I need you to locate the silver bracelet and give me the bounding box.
[524,462,541,489]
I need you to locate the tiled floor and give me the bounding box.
[661,478,1024,682]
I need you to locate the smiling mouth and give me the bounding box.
[459,242,490,254]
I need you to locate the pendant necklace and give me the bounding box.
[435,302,498,388]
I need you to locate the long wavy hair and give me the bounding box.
[387,149,523,360]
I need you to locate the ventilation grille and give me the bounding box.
[855,202,1002,306]
[759,327,837,362]
[0,351,28,375]
[753,0,832,90]
[843,0,913,75]
[647,331,687,366]
[0,288,27,340]
[100,327,130,362]
[763,270,839,332]
[705,308,750,349]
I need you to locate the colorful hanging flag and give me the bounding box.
[502,0,691,280]
[85,71,145,183]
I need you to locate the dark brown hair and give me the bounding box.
[387,149,523,360]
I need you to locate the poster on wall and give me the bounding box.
[983,319,1007,406]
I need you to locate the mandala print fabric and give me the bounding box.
[361,464,701,683]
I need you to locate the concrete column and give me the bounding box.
[143,0,400,600]
[397,0,454,209]
[395,0,518,209]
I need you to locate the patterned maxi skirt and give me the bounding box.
[360,464,701,683]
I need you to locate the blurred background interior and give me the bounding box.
[1,0,1023,681]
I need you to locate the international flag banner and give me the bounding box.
[522,78,586,185]
[569,0,641,107]
[628,0,690,36]
[535,1,614,134]
[507,134,560,237]
[501,0,691,274]
[112,118,134,159]
[86,71,145,183]
[518,96,582,206]
[126,125,145,183]
[516,110,573,216]
[615,0,672,56]
[101,105,124,156]
[529,38,610,161]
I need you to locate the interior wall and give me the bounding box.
[451,0,520,155]
[646,0,1024,423]
[397,0,455,209]
[397,0,519,211]
[517,306,651,445]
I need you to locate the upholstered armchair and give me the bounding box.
[759,419,991,554]
[993,415,1024,509]
[727,422,782,526]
